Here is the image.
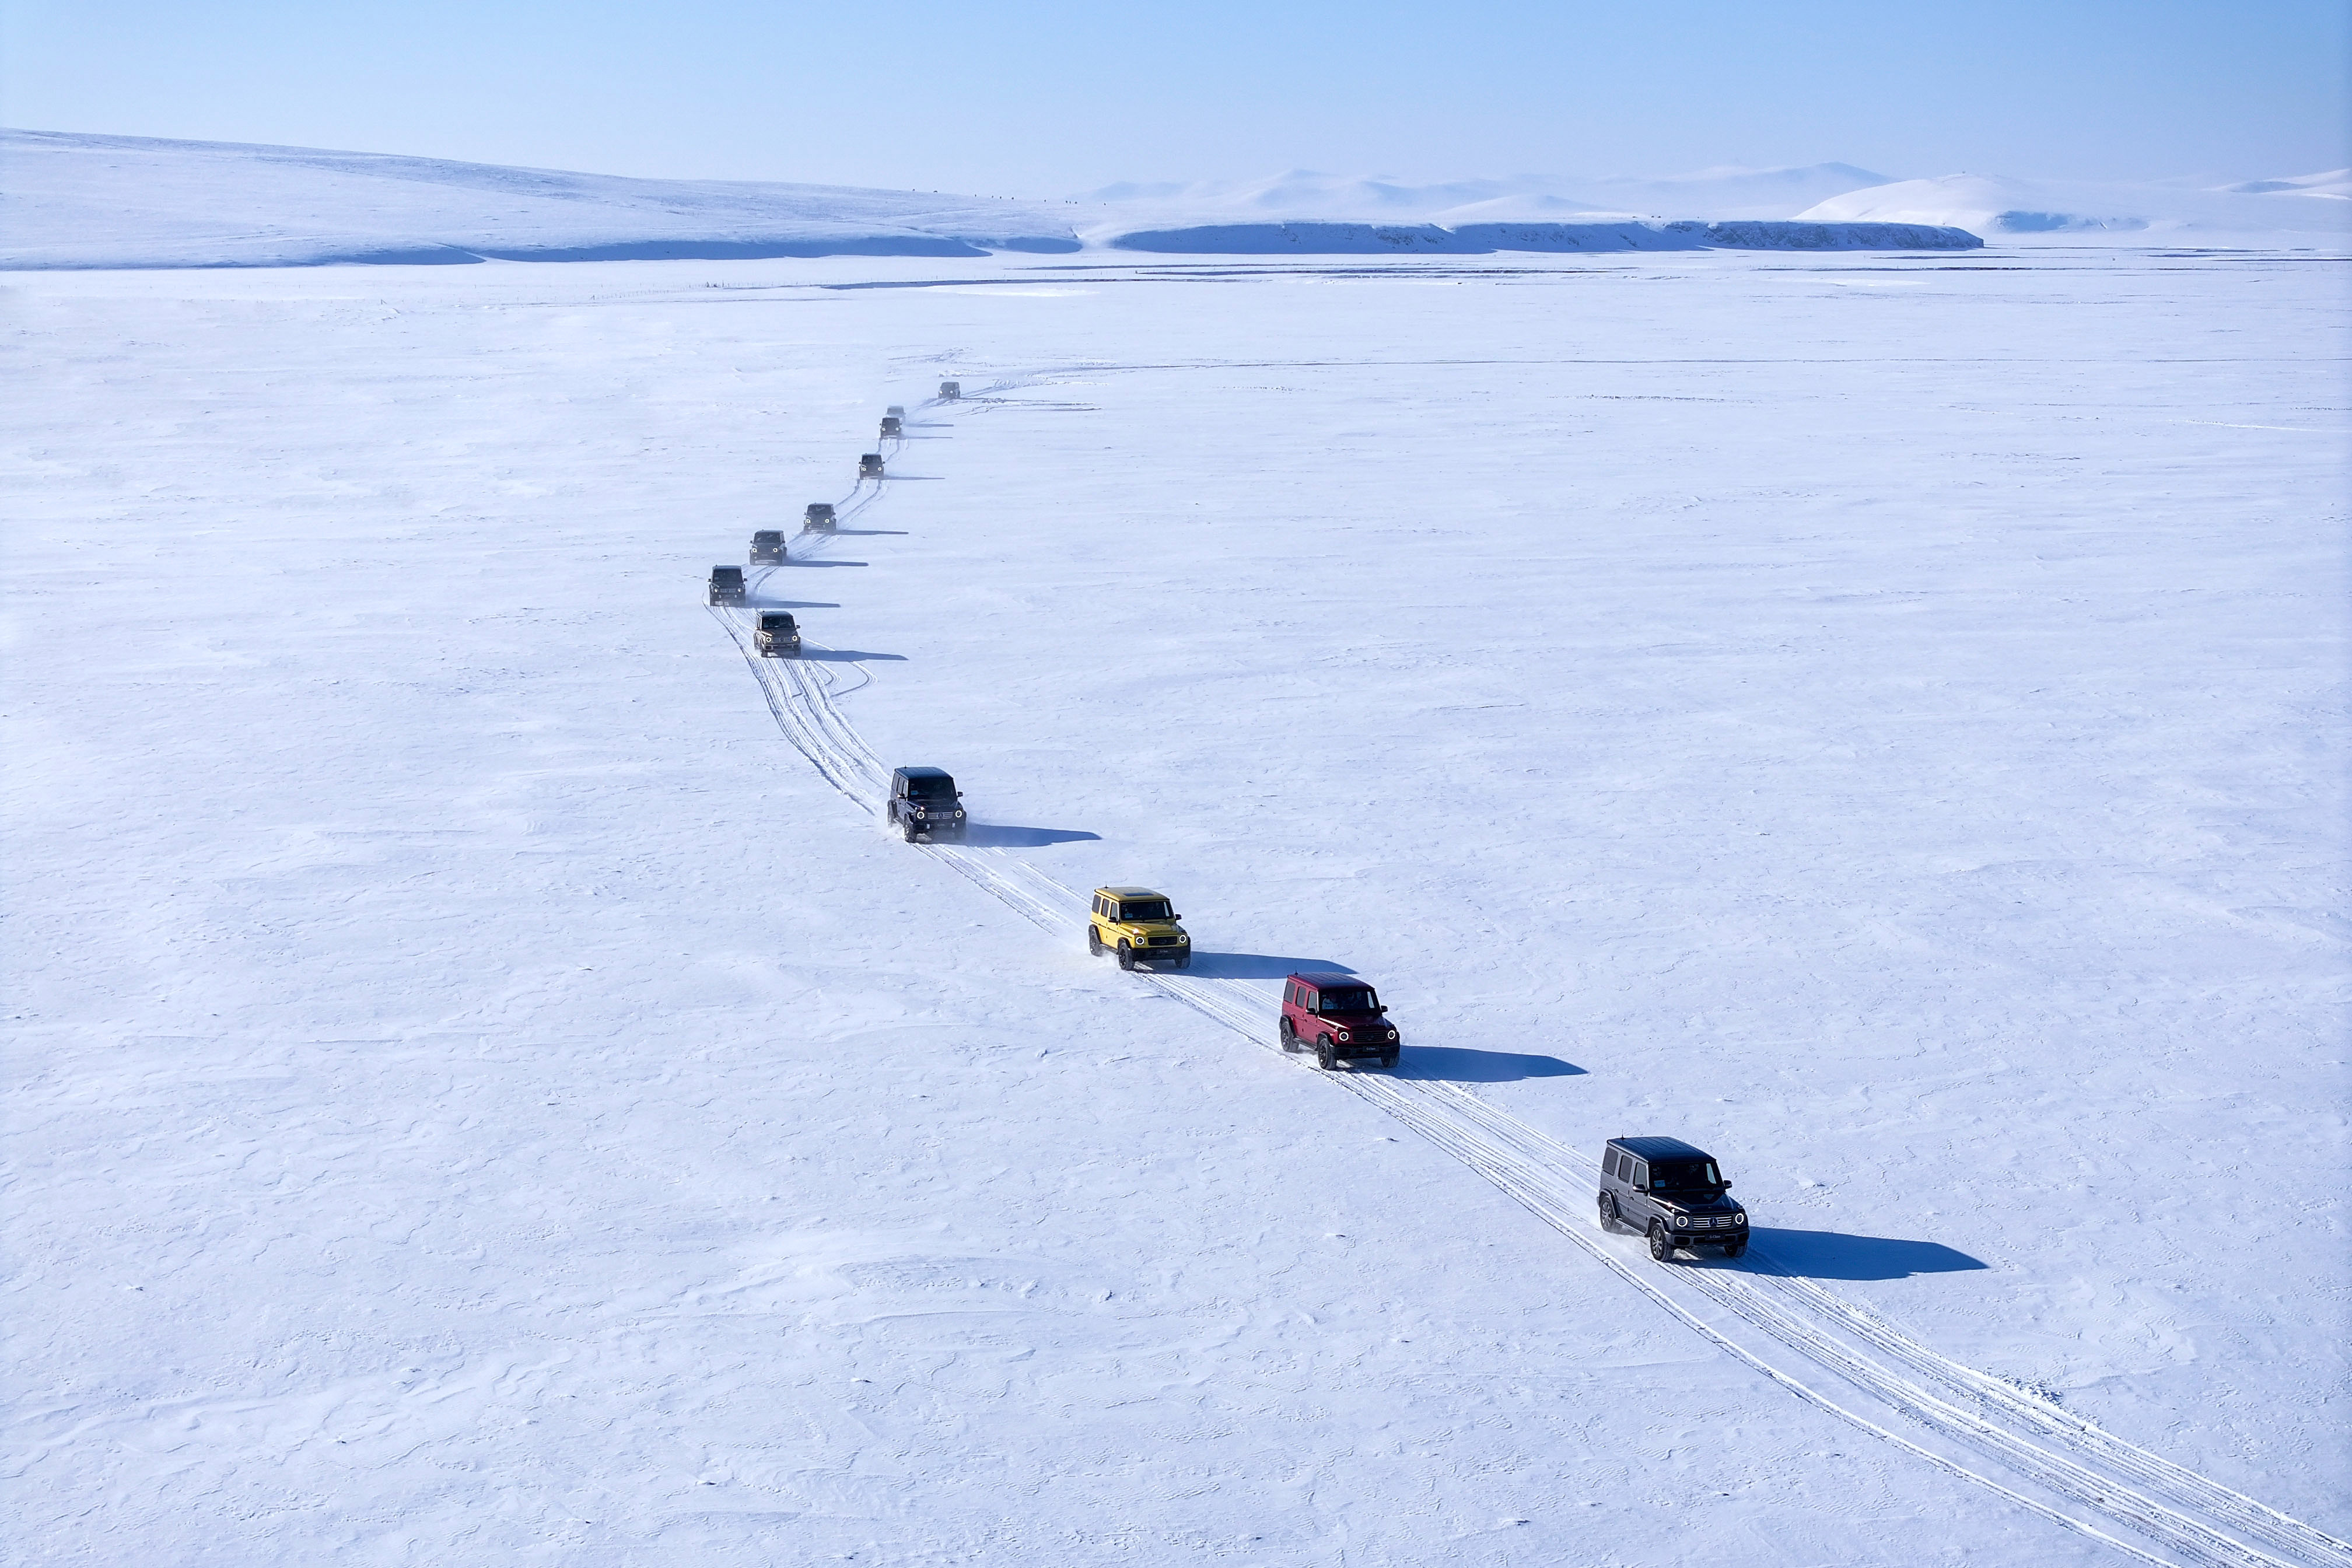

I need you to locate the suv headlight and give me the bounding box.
[1336,1030,1352,1042]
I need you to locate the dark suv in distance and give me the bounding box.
[750,530,786,563]
[708,565,747,606]
[1597,1136,1748,1261]
[887,766,966,842]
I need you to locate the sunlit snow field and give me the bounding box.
[8,246,2347,1566]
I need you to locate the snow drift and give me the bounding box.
[1104,219,1982,254]
[0,128,1083,268]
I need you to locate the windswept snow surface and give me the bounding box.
[9,246,2350,1567]
[0,128,1083,268]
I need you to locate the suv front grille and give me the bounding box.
[1147,935,1181,946]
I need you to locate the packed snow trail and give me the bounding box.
[709,386,2352,1568]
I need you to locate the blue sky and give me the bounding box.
[4,0,2344,194]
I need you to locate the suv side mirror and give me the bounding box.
[1721,1181,1733,1190]
[1376,1006,1388,1015]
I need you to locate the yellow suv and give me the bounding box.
[1087,886,1191,971]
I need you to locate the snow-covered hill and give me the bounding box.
[0,128,1085,267]
[1080,163,1899,225]
[1798,170,2352,240]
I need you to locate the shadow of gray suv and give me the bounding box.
[1597,1136,1748,1261]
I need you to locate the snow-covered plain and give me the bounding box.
[7,243,2348,1567]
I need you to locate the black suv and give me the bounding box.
[888,767,967,842]
[708,565,746,606]
[1597,1136,1748,1261]
[804,503,836,533]
[755,611,800,657]
[750,530,786,563]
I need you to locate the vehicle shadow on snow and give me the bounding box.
[1743,1229,1989,1280]
[828,528,908,536]
[747,597,841,610]
[798,648,908,663]
[961,823,1102,847]
[1392,1047,1585,1083]
[1183,953,1356,981]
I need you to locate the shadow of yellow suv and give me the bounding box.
[1087,886,1191,971]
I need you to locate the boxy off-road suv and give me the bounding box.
[708,565,747,606]
[803,503,836,533]
[754,611,800,657]
[750,530,787,564]
[887,766,966,842]
[1280,974,1400,1070]
[1087,887,1191,971]
[1597,1136,1748,1261]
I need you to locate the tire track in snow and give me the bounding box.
[709,383,2352,1568]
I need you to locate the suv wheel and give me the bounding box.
[1380,1051,1398,1070]
[1315,1037,1336,1072]
[1721,1240,1746,1259]
[901,822,918,843]
[1647,1222,1677,1262]
[1597,1192,1618,1231]
[1279,1017,1298,1053]
[1087,926,1104,956]
[1116,941,1135,971]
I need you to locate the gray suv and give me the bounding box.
[1597,1136,1748,1261]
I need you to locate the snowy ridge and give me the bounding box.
[1082,164,1904,223]
[718,380,2352,1568]
[0,128,1083,268]
[1797,172,2352,239]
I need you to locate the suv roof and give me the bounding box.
[1286,971,1362,989]
[1098,885,1165,898]
[1609,1135,1713,1161]
[894,766,953,782]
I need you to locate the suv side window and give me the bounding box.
[1283,982,1298,1006]
[1605,1151,1623,1181]
[1630,1160,1649,1189]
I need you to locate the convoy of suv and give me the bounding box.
[711,389,1754,1266]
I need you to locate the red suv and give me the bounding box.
[1279,974,1400,1070]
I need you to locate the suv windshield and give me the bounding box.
[904,777,956,800]
[1649,1158,1723,1193]
[1316,987,1378,1014]
[1118,900,1172,922]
